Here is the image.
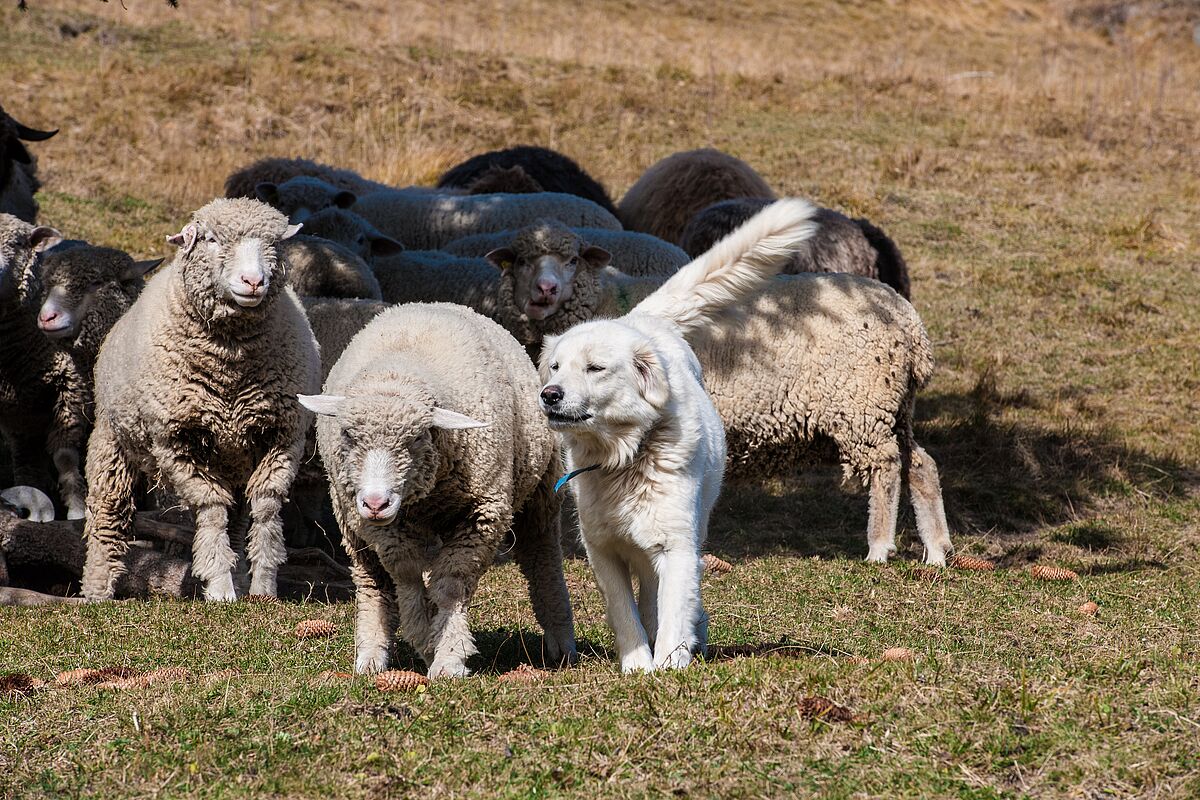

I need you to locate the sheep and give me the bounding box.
[679,198,912,298]
[461,164,544,195]
[81,199,321,602]
[487,241,954,566]
[253,176,359,223]
[300,302,576,676]
[302,297,389,380]
[224,157,388,200]
[351,190,622,251]
[617,148,776,244]
[278,235,382,300]
[0,103,58,224]
[1,485,55,522]
[444,221,689,278]
[294,207,404,265]
[0,214,88,518]
[437,146,618,216]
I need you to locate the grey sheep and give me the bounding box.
[278,235,382,300]
[489,235,954,565]
[351,190,622,250]
[224,157,388,200]
[444,221,689,278]
[82,199,321,601]
[0,214,79,515]
[0,104,58,223]
[680,198,912,299]
[437,146,617,215]
[254,176,358,224]
[300,302,576,676]
[295,207,404,265]
[618,148,776,244]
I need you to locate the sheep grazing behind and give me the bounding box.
[618,148,776,244]
[462,164,543,195]
[278,235,382,300]
[0,103,58,223]
[224,157,388,201]
[492,241,953,565]
[296,207,404,265]
[302,297,389,380]
[680,198,912,299]
[254,176,358,223]
[0,214,76,513]
[438,145,617,216]
[82,198,320,602]
[446,221,689,279]
[373,251,500,312]
[351,190,621,251]
[301,302,576,676]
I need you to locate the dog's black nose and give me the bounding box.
[541,385,564,405]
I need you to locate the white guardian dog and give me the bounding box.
[537,199,818,672]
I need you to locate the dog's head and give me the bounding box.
[537,320,670,465]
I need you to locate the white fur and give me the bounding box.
[539,198,818,672]
[1,485,55,522]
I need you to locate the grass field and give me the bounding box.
[2,0,1200,797]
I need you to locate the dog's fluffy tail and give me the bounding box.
[628,197,819,336]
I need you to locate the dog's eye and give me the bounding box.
[586,364,605,373]
[549,363,559,372]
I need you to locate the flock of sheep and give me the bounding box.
[0,99,952,675]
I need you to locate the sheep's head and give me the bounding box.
[255,176,357,224]
[300,207,403,264]
[37,246,161,345]
[0,213,61,305]
[300,381,488,526]
[0,103,57,197]
[168,198,300,317]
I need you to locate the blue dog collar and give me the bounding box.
[554,463,601,493]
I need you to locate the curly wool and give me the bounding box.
[679,199,912,299]
[38,245,150,362]
[352,190,621,250]
[437,145,617,215]
[373,250,500,313]
[462,164,544,195]
[617,149,776,244]
[278,236,381,300]
[444,221,689,279]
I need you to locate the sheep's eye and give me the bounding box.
[568,256,578,266]
[204,231,217,243]
[586,364,604,373]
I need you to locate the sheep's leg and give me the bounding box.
[2,424,55,509]
[335,512,400,674]
[651,545,704,670]
[47,384,89,520]
[423,512,507,678]
[510,470,577,666]
[907,443,953,566]
[81,421,138,601]
[243,439,305,597]
[865,458,902,563]
[584,539,653,673]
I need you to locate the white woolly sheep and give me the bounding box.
[679,198,912,298]
[224,157,388,200]
[491,249,954,565]
[278,235,382,300]
[618,148,776,244]
[82,198,321,602]
[0,104,58,223]
[444,221,689,278]
[301,302,576,676]
[0,214,86,517]
[351,190,622,251]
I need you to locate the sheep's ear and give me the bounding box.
[254,182,280,205]
[166,223,199,254]
[283,223,303,240]
[368,232,404,257]
[122,257,164,282]
[298,394,346,417]
[29,226,63,253]
[430,407,490,430]
[484,247,516,271]
[631,344,669,409]
[580,245,611,271]
[333,190,357,209]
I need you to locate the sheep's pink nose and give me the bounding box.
[534,278,559,299]
[38,309,61,325]
[361,492,390,513]
[240,273,265,292]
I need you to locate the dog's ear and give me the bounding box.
[537,335,560,381]
[632,344,669,409]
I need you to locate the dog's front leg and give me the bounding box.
[586,543,654,673]
[651,545,705,670]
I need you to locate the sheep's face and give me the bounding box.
[301,208,403,264]
[299,393,488,526]
[0,216,61,304]
[537,321,668,439]
[486,221,610,321]
[255,177,357,224]
[37,249,161,341]
[168,200,300,311]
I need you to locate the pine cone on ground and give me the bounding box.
[797,695,855,722]
[374,670,429,692]
[950,554,996,571]
[1,673,43,694]
[55,668,103,686]
[295,619,337,639]
[1030,565,1078,581]
[497,664,551,684]
[882,647,915,662]
[1077,601,1099,616]
[702,554,733,575]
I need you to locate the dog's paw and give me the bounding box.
[864,546,894,564]
[620,647,655,674]
[355,648,389,675]
[428,659,471,679]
